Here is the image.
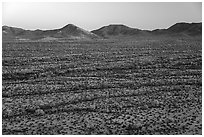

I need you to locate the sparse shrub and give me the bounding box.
[35,109,45,115]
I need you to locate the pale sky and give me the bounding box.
[2,2,202,31]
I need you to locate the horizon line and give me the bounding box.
[2,21,202,32]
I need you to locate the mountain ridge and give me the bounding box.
[92,22,202,38]
[2,24,99,41]
[2,22,202,41]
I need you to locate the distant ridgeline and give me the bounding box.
[2,22,202,41]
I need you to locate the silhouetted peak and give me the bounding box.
[61,24,78,30]
[167,22,202,34]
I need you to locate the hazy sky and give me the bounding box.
[2,2,202,31]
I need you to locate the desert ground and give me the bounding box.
[2,36,202,134]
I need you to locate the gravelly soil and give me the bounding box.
[2,37,202,135]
